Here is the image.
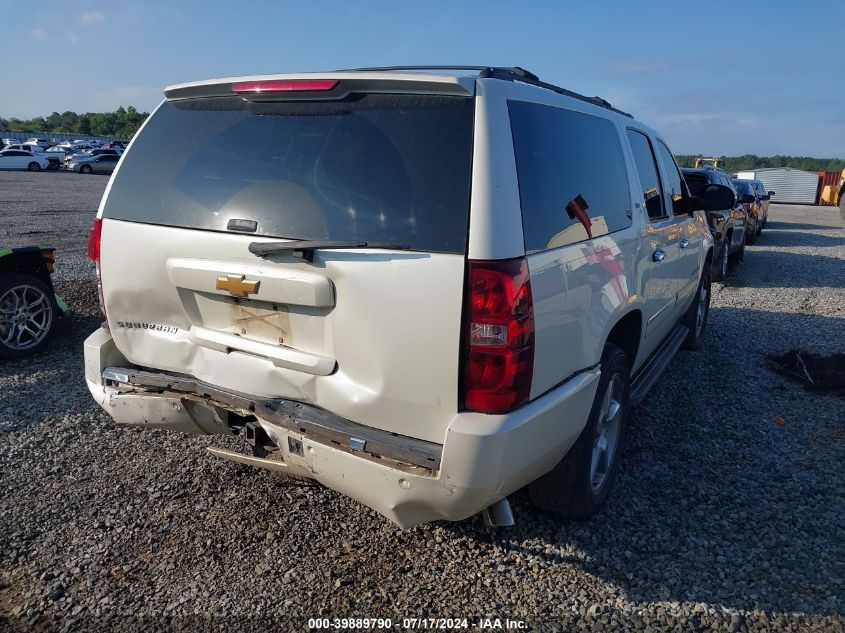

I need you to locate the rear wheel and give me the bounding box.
[746,219,757,244]
[713,241,729,281]
[80,164,92,174]
[27,162,41,172]
[730,238,745,266]
[0,273,58,359]
[529,343,630,520]
[682,265,711,351]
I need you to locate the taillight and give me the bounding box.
[231,79,338,94]
[462,258,535,414]
[87,218,102,261]
[87,218,108,329]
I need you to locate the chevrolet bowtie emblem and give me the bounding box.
[215,274,260,297]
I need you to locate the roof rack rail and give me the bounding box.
[336,65,633,118]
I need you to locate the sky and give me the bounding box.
[2,1,843,157]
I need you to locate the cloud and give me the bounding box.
[65,30,79,44]
[31,27,47,41]
[80,11,106,25]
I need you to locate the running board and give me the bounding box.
[629,324,689,405]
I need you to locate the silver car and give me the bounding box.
[69,154,120,174]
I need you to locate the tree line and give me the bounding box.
[676,154,845,174]
[0,107,149,139]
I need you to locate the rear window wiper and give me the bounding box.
[248,239,410,262]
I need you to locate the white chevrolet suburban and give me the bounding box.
[84,66,733,528]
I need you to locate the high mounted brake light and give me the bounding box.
[462,258,535,414]
[231,80,338,94]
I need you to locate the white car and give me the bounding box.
[83,66,733,528]
[24,137,52,149]
[0,148,50,171]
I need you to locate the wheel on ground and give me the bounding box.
[730,238,745,267]
[682,265,711,351]
[757,218,763,236]
[713,241,728,281]
[746,219,757,245]
[0,273,58,359]
[528,343,630,520]
[27,162,41,171]
[80,165,93,174]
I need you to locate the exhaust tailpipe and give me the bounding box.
[481,497,514,527]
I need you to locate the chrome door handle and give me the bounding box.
[653,250,666,262]
[679,239,690,249]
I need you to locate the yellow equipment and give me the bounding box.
[694,157,721,169]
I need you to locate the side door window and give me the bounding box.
[654,140,688,216]
[508,100,632,252]
[626,129,667,221]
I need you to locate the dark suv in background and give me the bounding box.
[736,178,773,227]
[682,167,746,280]
[732,179,765,243]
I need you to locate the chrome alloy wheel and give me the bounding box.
[0,284,53,351]
[590,374,624,494]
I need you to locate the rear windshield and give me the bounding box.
[732,180,753,195]
[103,94,474,253]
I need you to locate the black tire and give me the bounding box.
[0,273,58,360]
[713,241,729,282]
[80,165,93,174]
[746,219,757,245]
[27,162,41,172]
[682,265,711,351]
[757,217,763,236]
[528,343,630,520]
[730,238,745,266]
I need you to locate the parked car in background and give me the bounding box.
[3,143,62,168]
[682,167,746,280]
[732,179,764,242]
[0,149,50,171]
[83,66,735,529]
[0,246,68,359]
[736,178,774,226]
[24,138,52,149]
[45,145,74,166]
[68,153,119,174]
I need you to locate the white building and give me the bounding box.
[735,168,819,205]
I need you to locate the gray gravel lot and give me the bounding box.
[1,170,843,631]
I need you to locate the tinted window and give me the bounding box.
[103,156,119,162]
[104,94,474,254]
[654,140,687,215]
[626,129,666,220]
[509,101,631,252]
[733,180,753,195]
[682,172,708,197]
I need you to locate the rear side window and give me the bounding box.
[104,94,474,254]
[654,140,688,215]
[508,101,631,253]
[626,129,666,220]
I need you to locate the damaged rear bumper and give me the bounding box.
[84,328,600,528]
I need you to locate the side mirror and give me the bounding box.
[761,194,771,201]
[767,191,775,196]
[740,194,756,204]
[693,183,735,211]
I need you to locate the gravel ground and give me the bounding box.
[1,170,843,632]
